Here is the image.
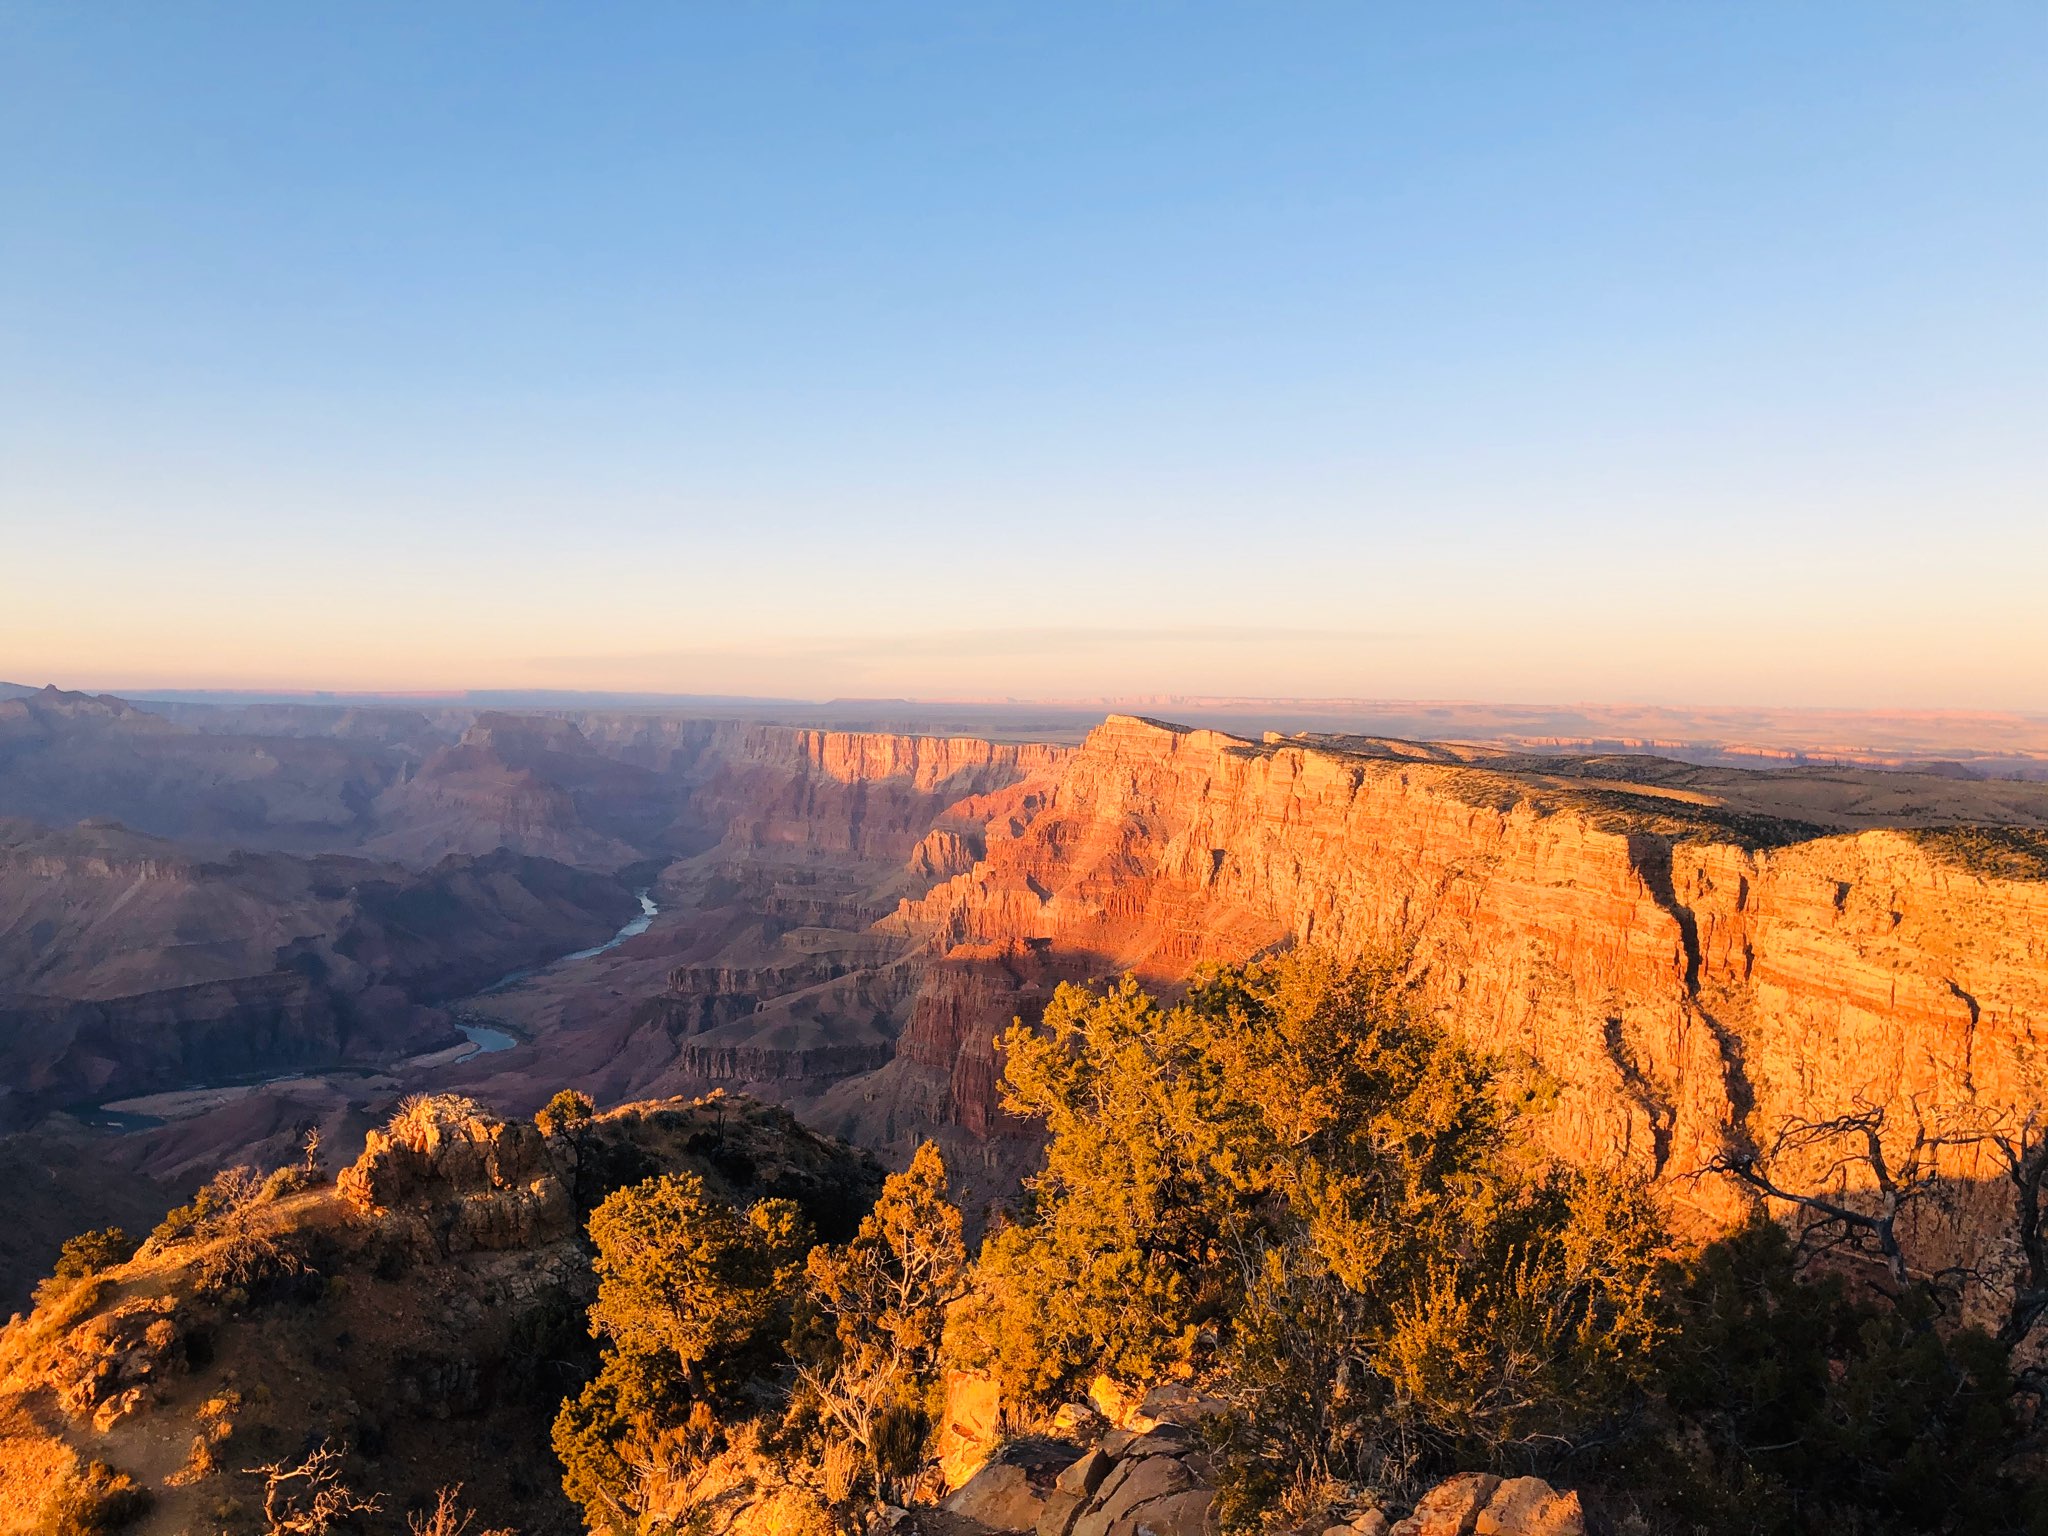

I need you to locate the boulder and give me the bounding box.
[1124,1488,1216,1536]
[1072,1452,1195,1536]
[91,1385,148,1433]
[1038,1489,1087,1536]
[1473,1478,1583,1536]
[938,1369,1004,1490]
[1390,1473,1500,1536]
[1058,1448,1114,1498]
[949,1463,1052,1533]
[1036,1408,1220,1536]
[1119,1427,1193,1460]
[943,1439,1084,1532]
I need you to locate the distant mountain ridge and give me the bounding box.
[19,681,2048,776]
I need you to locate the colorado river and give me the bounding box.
[455,889,660,1054]
[89,890,667,1123]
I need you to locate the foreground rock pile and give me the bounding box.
[942,1424,1216,1536]
[1376,1473,1584,1536]
[941,1405,1582,1536]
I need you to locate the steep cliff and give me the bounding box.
[669,723,1069,874]
[884,717,2048,1222]
[440,724,1072,1129]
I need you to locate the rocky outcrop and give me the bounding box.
[340,1109,573,1252]
[0,1090,882,1535]
[887,717,2048,1227]
[47,1293,190,1423]
[1383,1473,1583,1536]
[673,723,1068,871]
[339,1092,884,1252]
[943,1422,1214,1536]
[939,1410,1587,1536]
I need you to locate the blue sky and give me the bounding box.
[2,4,2043,706]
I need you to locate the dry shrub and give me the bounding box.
[405,1484,515,1536]
[0,1426,78,1536]
[166,1390,242,1487]
[1268,1469,1353,1536]
[156,1167,327,1304]
[386,1094,485,1152]
[193,1223,310,1302]
[198,1389,243,1437]
[145,1166,265,1254]
[298,1126,327,1178]
[819,1436,861,1506]
[33,1459,151,1536]
[246,1440,381,1536]
[258,1165,321,1204]
[165,1435,218,1488]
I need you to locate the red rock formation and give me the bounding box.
[490,727,1074,1120]
[886,717,2048,1225]
[675,724,1069,870]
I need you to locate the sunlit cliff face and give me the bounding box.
[876,719,2048,1254]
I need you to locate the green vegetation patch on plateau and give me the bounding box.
[1907,824,2048,881]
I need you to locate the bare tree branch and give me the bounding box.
[245,1441,383,1536]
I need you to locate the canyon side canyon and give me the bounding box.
[2,684,2046,1303]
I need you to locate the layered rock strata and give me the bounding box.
[886,717,2048,1222]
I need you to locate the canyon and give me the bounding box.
[877,719,2048,1236]
[3,685,2047,1307]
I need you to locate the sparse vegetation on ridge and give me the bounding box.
[0,1090,885,1536]
[387,1094,489,1151]
[8,1002,2048,1536]
[531,955,2048,1533]
[958,955,1670,1524]
[1906,825,2048,881]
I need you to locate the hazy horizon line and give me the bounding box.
[13,676,2048,726]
